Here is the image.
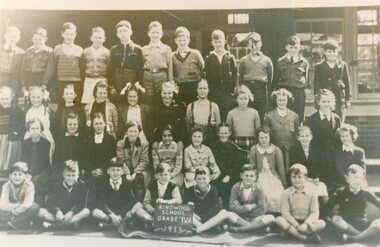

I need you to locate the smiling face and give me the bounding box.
[0,89,12,108]
[191,131,203,147]
[290,172,306,190]
[161,88,173,105]
[258,131,270,147]
[30,89,44,107]
[92,117,105,135]
[61,28,76,44]
[127,125,140,142]
[156,166,171,185]
[340,130,353,146]
[175,35,190,49]
[346,170,365,190]
[195,173,210,190]
[285,43,301,56]
[325,49,339,62]
[250,40,262,54]
[162,129,173,146]
[63,170,79,186]
[91,31,105,48]
[9,171,26,186]
[211,39,226,53]
[241,170,257,188]
[276,94,288,110]
[127,90,138,106]
[117,26,132,43]
[318,94,334,111]
[108,166,124,181]
[148,26,163,43]
[62,86,76,104]
[96,87,108,103]
[32,33,46,50]
[218,126,231,143]
[66,118,79,135]
[297,129,313,147]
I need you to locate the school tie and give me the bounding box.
[290,56,294,64]
[112,181,119,191]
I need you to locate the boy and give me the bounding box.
[53,22,84,105]
[275,35,308,122]
[314,40,351,120]
[108,21,143,103]
[0,26,25,94]
[91,158,148,230]
[204,29,237,121]
[21,27,53,94]
[327,164,380,243]
[142,21,173,105]
[0,162,39,229]
[172,26,204,104]
[276,164,326,244]
[239,32,273,122]
[38,160,90,230]
[82,27,110,105]
[228,164,275,232]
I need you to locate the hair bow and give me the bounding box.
[120,82,146,95]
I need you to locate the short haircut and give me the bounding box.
[63,83,75,94]
[63,160,79,173]
[323,40,339,51]
[91,26,105,36]
[285,35,301,46]
[0,86,15,100]
[241,164,256,173]
[155,162,171,174]
[116,20,131,30]
[91,112,106,123]
[126,120,142,132]
[9,162,28,173]
[108,157,123,168]
[61,22,77,33]
[337,123,358,142]
[93,80,108,98]
[271,88,294,106]
[5,26,20,38]
[191,126,204,136]
[346,164,365,175]
[314,89,336,110]
[33,27,47,39]
[289,163,308,176]
[297,125,313,137]
[175,26,190,38]
[233,84,253,101]
[29,85,45,94]
[149,21,162,31]
[26,118,44,131]
[211,29,225,41]
[195,167,210,178]
[64,112,80,131]
[217,122,231,133]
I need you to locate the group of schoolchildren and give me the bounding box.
[0,18,379,245]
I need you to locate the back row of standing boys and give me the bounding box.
[0,20,377,244]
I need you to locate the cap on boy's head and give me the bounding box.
[33,27,47,39]
[64,160,79,173]
[289,163,308,175]
[347,164,365,175]
[285,35,301,46]
[162,80,178,94]
[175,26,190,39]
[10,162,28,173]
[149,21,162,31]
[195,166,210,177]
[211,29,225,41]
[323,40,339,51]
[248,32,261,43]
[116,20,132,30]
[108,157,123,168]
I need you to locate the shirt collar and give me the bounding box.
[149,41,165,50]
[66,132,79,137]
[177,47,191,53]
[239,182,255,191]
[110,177,122,186]
[94,132,104,144]
[286,53,301,63]
[342,144,355,153]
[158,141,176,149]
[157,180,169,191]
[277,107,288,117]
[189,145,205,154]
[319,110,332,121]
[250,51,263,60]
[256,144,275,154]
[211,50,227,57]
[128,105,140,110]
[63,180,77,192]
[195,184,211,196]
[30,45,49,53]
[289,184,310,194]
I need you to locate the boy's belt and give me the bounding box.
[143,68,167,73]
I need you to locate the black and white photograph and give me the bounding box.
[0,0,380,246]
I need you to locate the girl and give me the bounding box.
[0,86,24,176]
[226,85,260,152]
[186,79,221,147]
[335,123,366,187]
[53,112,86,179]
[84,81,118,139]
[264,88,299,176]
[116,120,150,202]
[56,84,86,136]
[21,118,51,205]
[83,112,116,184]
[183,167,247,233]
[212,122,242,208]
[184,127,221,185]
[25,85,56,161]
[153,81,186,144]
[306,89,341,191]
[142,162,182,220]
[151,125,183,187]
[249,128,285,214]
[118,82,152,142]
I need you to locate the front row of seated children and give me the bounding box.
[0,159,380,244]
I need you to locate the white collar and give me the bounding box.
[239,182,255,191]
[157,180,169,191]
[94,132,104,144]
[110,178,122,186]
[148,41,165,49]
[188,145,205,154]
[256,144,275,154]
[65,132,79,137]
[128,105,140,110]
[63,180,77,192]
[277,107,288,117]
[319,110,332,121]
[342,144,355,153]
[286,53,300,63]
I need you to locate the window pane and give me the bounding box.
[358,70,380,93]
[358,46,377,60]
[357,9,378,26]
[358,60,378,70]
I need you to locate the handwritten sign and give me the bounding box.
[153,203,193,236]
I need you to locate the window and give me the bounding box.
[228,14,249,25]
[295,19,343,98]
[357,9,380,95]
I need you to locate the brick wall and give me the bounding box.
[346,116,380,159]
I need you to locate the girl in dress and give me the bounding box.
[0,86,24,176]
[151,125,183,187]
[249,128,285,214]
